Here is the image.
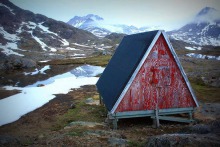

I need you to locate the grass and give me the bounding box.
[128,140,146,147]
[52,95,107,131]
[41,55,112,67]
[66,128,85,137]
[190,82,220,103]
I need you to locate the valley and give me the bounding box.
[0,0,220,146]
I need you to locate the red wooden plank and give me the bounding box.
[116,35,196,112]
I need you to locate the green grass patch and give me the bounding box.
[128,140,146,147]
[190,82,220,103]
[66,128,85,137]
[52,97,107,131]
[43,55,112,67]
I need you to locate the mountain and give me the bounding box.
[68,8,220,47]
[0,0,100,68]
[67,14,147,37]
[169,7,220,46]
[67,14,111,37]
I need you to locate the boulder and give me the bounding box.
[0,55,37,70]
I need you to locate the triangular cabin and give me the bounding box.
[96,30,199,129]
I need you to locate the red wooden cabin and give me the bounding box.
[96,30,199,129]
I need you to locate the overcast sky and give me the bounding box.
[10,0,220,30]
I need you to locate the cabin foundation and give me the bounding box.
[105,107,195,129]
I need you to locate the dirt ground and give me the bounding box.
[0,84,220,146]
[0,61,220,146]
[0,85,188,146]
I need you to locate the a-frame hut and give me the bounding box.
[96,30,199,129]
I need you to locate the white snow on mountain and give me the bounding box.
[22,21,69,51]
[0,26,24,56]
[0,3,15,15]
[67,14,159,37]
[0,20,73,55]
[67,9,219,47]
[170,7,220,46]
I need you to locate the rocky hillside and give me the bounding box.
[0,0,106,69]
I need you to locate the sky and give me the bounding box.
[9,0,220,31]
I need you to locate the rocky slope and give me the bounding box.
[169,7,220,46]
[0,0,105,69]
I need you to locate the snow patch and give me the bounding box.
[74,53,85,56]
[38,22,58,36]
[0,65,104,126]
[0,3,15,15]
[0,27,24,56]
[65,47,79,50]
[185,46,202,50]
[0,43,24,56]
[185,47,196,50]
[39,60,51,63]
[60,39,69,46]
[0,27,19,41]
[24,65,50,75]
[72,43,92,48]
[186,53,220,60]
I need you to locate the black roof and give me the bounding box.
[96,30,160,111]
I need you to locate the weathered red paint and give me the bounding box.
[116,35,196,112]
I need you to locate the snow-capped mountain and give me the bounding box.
[67,14,104,28]
[67,14,148,37]
[169,7,220,46]
[67,14,111,37]
[68,8,220,47]
[0,0,98,62]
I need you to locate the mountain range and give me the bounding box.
[169,7,220,46]
[67,14,154,37]
[67,7,220,46]
[0,0,219,70]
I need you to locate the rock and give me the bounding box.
[20,58,37,68]
[69,103,76,109]
[84,130,121,138]
[64,121,105,129]
[38,134,44,139]
[37,84,45,87]
[108,137,127,146]
[85,98,94,104]
[180,124,211,134]
[1,55,37,70]
[0,135,20,146]
[146,133,220,147]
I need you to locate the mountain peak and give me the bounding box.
[67,14,104,28]
[85,14,104,21]
[195,7,220,23]
[196,7,217,17]
[196,7,217,16]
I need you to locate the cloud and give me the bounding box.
[194,7,220,23]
